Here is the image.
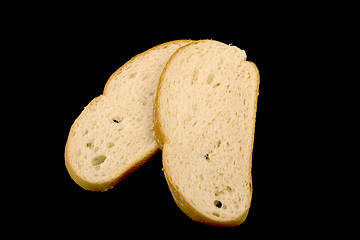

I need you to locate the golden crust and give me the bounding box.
[153,41,194,149]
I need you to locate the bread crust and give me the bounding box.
[154,40,260,226]
[153,41,194,149]
[65,40,192,191]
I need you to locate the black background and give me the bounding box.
[55,17,292,235]
[17,5,331,236]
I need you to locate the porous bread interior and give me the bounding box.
[156,40,259,223]
[65,40,192,191]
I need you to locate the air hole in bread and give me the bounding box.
[92,155,106,166]
[191,69,199,85]
[129,72,137,79]
[214,200,222,208]
[215,140,221,148]
[86,141,94,149]
[107,142,115,148]
[213,82,221,88]
[112,116,124,124]
[207,73,214,84]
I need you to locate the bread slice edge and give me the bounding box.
[153,41,196,149]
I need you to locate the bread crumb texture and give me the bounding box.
[156,40,259,225]
[65,40,192,191]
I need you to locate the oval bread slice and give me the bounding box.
[154,40,260,226]
[65,40,192,191]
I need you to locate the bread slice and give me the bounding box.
[154,40,259,226]
[65,40,192,191]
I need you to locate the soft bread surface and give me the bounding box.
[154,40,259,226]
[65,40,192,191]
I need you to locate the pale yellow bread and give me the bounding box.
[65,40,192,191]
[154,40,260,226]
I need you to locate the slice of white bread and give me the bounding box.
[65,40,192,191]
[154,40,259,226]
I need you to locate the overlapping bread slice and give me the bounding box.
[65,40,192,191]
[154,40,260,226]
